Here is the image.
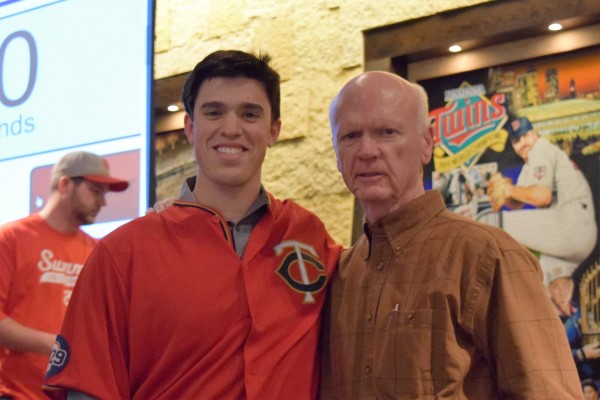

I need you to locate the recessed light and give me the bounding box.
[448,44,462,53]
[167,104,180,112]
[548,23,562,31]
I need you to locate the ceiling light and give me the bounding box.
[448,44,462,53]
[167,104,180,112]
[548,23,562,31]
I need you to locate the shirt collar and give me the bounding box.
[178,176,198,202]
[363,190,446,255]
[178,176,269,223]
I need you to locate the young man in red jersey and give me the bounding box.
[44,50,340,400]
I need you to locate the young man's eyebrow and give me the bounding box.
[241,103,265,112]
[199,101,224,109]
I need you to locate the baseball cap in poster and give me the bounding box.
[505,117,534,141]
[50,151,129,192]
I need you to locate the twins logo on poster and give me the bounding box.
[429,82,508,172]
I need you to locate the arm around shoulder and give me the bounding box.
[44,241,132,399]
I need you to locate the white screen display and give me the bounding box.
[0,0,153,237]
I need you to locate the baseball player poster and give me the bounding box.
[420,45,600,386]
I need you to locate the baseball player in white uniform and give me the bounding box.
[488,117,597,284]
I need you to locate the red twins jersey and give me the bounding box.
[0,214,96,400]
[44,193,341,400]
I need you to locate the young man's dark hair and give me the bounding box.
[181,50,280,122]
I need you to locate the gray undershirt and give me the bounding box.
[179,176,268,256]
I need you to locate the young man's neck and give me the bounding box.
[192,178,262,223]
[39,195,81,234]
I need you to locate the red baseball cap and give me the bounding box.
[51,151,129,192]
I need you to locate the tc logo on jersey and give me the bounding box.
[533,166,546,180]
[46,335,70,379]
[275,240,327,303]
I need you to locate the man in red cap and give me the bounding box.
[0,151,128,400]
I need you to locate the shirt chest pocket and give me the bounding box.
[372,308,449,398]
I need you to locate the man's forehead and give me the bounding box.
[334,110,404,130]
[339,85,415,113]
[195,77,269,106]
[199,76,266,93]
[335,90,414,120]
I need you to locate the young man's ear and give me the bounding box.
[267,120,282,147]
[57,176,73,196]
[183,113,195,144]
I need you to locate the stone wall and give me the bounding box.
[153,0,492,246]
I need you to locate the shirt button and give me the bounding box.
[365,366,371,374]
[376,262,384,271]
[367,313,373,321]
[407,312,415,320]
[211,216,219,223]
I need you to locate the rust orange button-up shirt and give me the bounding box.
[320,190,582,399]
